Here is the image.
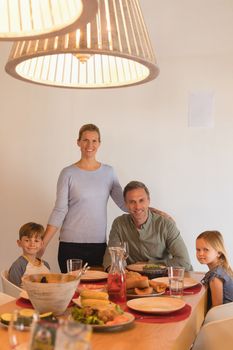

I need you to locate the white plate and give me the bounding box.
[127,289,165,298]
[152,277,199,289]
[19,290,29,300]
[70,312,134,331]
[127,296,186,314]
[80,270,108,281]
[127,263,166,273]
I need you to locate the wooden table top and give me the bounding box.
[0,272,207,350]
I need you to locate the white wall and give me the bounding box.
[1,35,233,289]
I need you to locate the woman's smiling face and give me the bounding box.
[77,131,100,158]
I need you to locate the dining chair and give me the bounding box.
[204,302,233,324]
[192,317,233,350]
[0,291,15,305]
[0,270,23,298]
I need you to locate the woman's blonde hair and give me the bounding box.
[196,230,233,276]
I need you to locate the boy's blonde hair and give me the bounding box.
[196,230,233,276]
[19,222,44,240]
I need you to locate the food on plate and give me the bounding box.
[143,264,164,270]
[80,290,108,300]
[149,280,167,293]
[0,313,12,325]
[78,284,106,292]
[81,299,112,308]
[71,303,124,325]
[39,312,57,323]
[134,287,153,295]
[126,271,142,278]
[126,275,149,290]
[0,309,35,327]
[72,288,130,326]
[80,290,112,308]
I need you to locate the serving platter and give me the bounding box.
[69,311,135,331]
[80,270,108,281]
[152,277,199,289]
[127,263,166,273]
[127,296,186,314]
[127,289,165,299]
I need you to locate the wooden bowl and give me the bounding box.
[22,273,80,315]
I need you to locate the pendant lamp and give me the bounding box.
[0,0,98,40]
[5,0,159,88]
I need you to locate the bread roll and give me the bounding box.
[126,276,149,290]
[134,287,153,295]
[149,280,167,293]
[80,290,109,300]
[126,271,141,279]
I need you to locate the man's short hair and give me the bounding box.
[123,181,150,199]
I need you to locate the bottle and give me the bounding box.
[107,247,126,304]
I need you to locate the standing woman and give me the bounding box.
[40,124,126,272]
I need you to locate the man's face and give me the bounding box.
[125,188,150,226]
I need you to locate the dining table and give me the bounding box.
[0,271,207,350]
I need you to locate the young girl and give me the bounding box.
[196,230,233,308]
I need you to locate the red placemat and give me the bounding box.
[164,283,202,296]
[124,304,191,324]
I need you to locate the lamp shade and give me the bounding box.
[5,0,159,88]
[0,0,98,40]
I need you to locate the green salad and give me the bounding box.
[71,304,124,325]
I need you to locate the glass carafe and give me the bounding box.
[107,247,126,303]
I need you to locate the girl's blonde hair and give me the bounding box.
[197,230,233,276]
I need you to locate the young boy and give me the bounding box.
[8,222,50,287]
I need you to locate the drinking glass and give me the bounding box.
[29,319,92,350]
[66,259,83,276]
[168,266,185,297]
[8,309,39,350]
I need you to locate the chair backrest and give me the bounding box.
[192,317,233,350]
[0,291,15,305]
[0,270,23,298]
[204,302,233,324]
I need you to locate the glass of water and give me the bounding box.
[168,266,185,297]
[66,259,83,275]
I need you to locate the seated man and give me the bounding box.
[103,181,192,271]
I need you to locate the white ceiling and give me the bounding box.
[141,0,233,57]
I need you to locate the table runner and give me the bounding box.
[124,304,192,324]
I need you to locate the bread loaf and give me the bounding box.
[149,280,167,293]
[126,275,149,290]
